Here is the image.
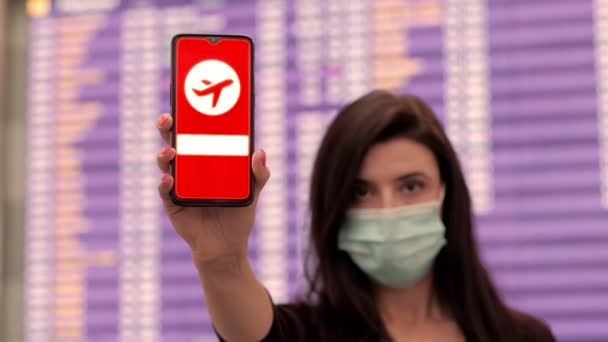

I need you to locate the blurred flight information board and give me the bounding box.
[24,0,608,341]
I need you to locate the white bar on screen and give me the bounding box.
[176,134,249,156]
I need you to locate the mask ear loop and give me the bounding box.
[438,184,446,215]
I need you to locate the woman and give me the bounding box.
[156,90,556,341]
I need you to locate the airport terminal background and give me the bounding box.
[0,0,607,341]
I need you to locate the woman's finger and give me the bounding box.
[158,174,184,216]
[157,173,174,203]
[251,149,271,206]
[156,113,173,145]
[156,146,175,173]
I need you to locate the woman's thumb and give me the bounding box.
[251,149,271,200]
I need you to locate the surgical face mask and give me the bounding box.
[337,199,446,288]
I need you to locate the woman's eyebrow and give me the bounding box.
[395,172,427,182]
[354,172,428,185]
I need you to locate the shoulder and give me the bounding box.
[215,302,320,342]
[510,310,556,342]
[272,301,319,323]
[270,300,340,330]
[267,301,370,341]
[260,301,323,341]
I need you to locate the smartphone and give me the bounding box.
[170,34,254,206]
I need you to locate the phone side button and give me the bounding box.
[170,82,173,109]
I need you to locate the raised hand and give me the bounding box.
[155,113,270,263]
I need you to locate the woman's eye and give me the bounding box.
[401,181,424,193]
[354,186,371,200]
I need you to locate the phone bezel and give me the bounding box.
[169,33,255,207]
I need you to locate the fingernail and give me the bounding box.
[161,173,169,182]
[158,116,167,127]
[161,146,170,155]
[261,149,266,167]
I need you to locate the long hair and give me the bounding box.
[301,90,520,341]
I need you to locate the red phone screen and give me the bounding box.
[173,36,252,202]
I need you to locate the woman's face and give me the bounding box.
[351,137,442,209]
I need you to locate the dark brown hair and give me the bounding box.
[302,90,522,341]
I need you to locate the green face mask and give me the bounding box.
[337,200,446,288]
